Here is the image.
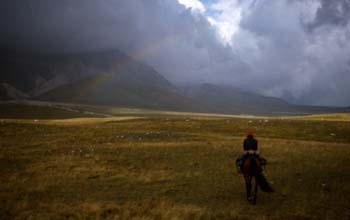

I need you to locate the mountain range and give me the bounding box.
[1,47,349,115]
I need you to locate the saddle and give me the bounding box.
[236,153,267,172]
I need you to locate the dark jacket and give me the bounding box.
[243,135,258,151]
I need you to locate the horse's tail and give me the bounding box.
[250,158,274,193]
[256,173,274,192]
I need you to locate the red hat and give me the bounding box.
[247,130,253,136]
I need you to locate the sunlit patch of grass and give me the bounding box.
[293,113,350,121]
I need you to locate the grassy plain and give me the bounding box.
[1,104,350,220]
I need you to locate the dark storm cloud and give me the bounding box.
[0,0,349,106]
[0,0,236,83]
[0,0,147,52]
[307,0,350,31]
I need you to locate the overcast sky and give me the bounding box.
[1,0,349,106]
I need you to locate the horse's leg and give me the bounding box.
[245,176,252,201]
[252,176,258,205]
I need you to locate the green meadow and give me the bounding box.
[1,105,350,220]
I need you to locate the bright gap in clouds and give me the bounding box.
[178,0,242,45]
[208,0,242,45]
[178,0,206,13]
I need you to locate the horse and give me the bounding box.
[241,155,274,204]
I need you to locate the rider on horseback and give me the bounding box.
[236,130,266,171]
[237,130,274,202]
[244,130,258,152]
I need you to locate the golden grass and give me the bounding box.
[294,113,350,121]
[46,117,145,125]
[0,116,144,126]
[1,114,350,220]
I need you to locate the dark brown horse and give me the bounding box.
[242,155,273,204]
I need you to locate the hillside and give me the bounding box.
[180,83,350,115]
[0,48,201,112]
[1,48,349,115]
[0,48,97,96]
[0,83,29,101]
[181,83,292,115]
[38,72,200,112]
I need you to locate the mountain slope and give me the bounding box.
[180,83,293,114]
[1,48,349,115]
[0,48,201,111]
[38,73,200,112]
[0,83,29,101]
[0,48,98,96]
[180,83,350,115]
